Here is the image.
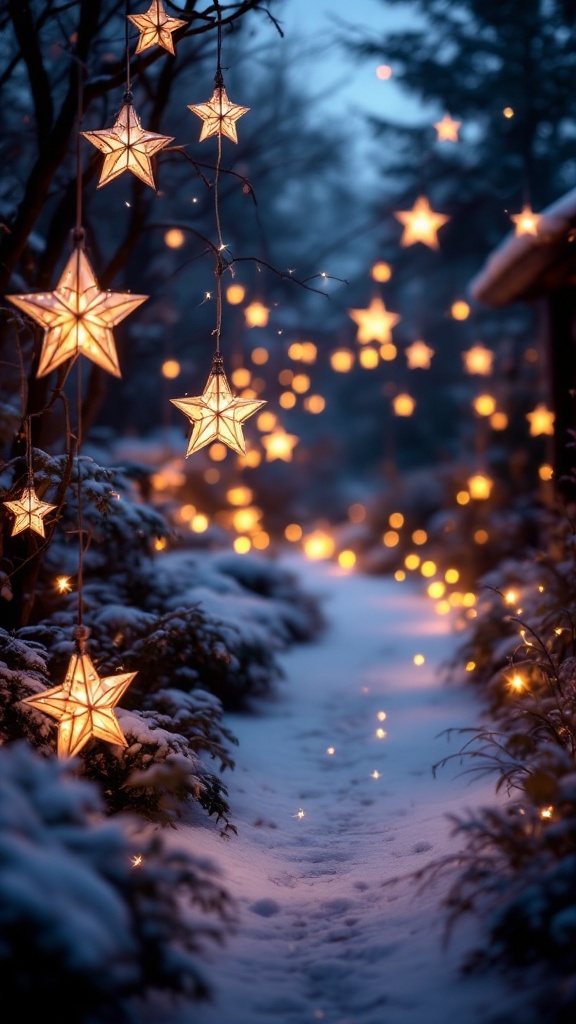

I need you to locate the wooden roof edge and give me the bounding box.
[468,185,576,308]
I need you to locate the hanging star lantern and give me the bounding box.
[405,339,435,369]
[3,485,56,538]
[510,204,541,237]
[394,195,450,249]
[348,296,400,345]
[22,633,136,759]
[526,403,555,436]
[7,246,147,378]
[127,0,187,55]
[261,426,299,462]
[170,353,265,456]
[463,343,494,376]
[81,100,174,189]
[433,113,461,142]
[188,75,250,143]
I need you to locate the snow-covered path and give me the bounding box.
[159,559,531,1024]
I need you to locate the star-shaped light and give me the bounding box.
[170,354,265,457]
[405,339,435,369]
[3,485,56,538]
[188,80,250,143]
[434,113,461,142]
[394,195,450,249]
[510,204,541,237]
[261,427,299,462]
[348,296,400,345]
[22,648,136,758]
[127,0,187,55]
[462,343,494,376]
[526,403,555,436]
[7,247,147,378]
[81,102,174,189]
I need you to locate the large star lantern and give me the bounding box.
[188,79,250,143]
[394,195,450,250]
[3,485,56,538]
[127,0,187,55]
[170,354,266,456]
[7,247,148,378]
[81,101,174,189]
[348,296,400,345]
[22,646,136,759]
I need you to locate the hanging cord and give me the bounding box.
[74,54,86,638]
[213,1,224,359]
[124,0,132,102]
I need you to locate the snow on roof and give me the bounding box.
[469,185,576,307]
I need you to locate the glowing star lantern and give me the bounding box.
[261,426,299,462]
[21,628,136,759]
[526,404,555,436]
[188,74,249,143]
[510,204,541,237]
[348,296,400,345]
[81,101,174,190]
[433,113,461,142]
[405,340,434,369]
[3,486,56,538]
[244,301,270,328]
[394,195,450,250]
[7,247,148,378]
[463,343,494,376]
[170,353,265,457]
[127,0,187,55]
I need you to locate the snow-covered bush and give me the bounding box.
[0,741,234,1024]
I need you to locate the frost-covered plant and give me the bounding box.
[0,741,234,1024]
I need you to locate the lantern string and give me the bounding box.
[26,415,33,488]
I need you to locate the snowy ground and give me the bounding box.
[145,557,535,1024]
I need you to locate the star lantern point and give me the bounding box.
[127,0,187,55]
[188,83,249,143]
[348,296,400,345]
[7,247,148,378]
[22,650,136,759]
[81,102,174,190]
[394,195,450,250]
[170,355,265,457]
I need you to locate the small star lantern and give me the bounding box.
[526,403,555,436]
[348,296,400,345]
[510,204,541,237]
[127,0,186,54]
[22,627,136,759]
[81,99,174,189]
[7,246,148,378]
[433,113,461,142]
[189,73,249,143]
[394,195,450,250]
[261,427,299,462]
[3,486,56,538]
[405,340,434,369]
[171,353,265,456]
[463,343,494,376]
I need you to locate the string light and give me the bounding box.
[394,195,450,249]
[348,297,400,344]
[405,339,434,368]
[526,404,555,436]
[510,204,541,236]
[433,113,461,142]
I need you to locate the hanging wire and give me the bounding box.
[124,0,132,100]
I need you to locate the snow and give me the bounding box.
[144,556,535,1024]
